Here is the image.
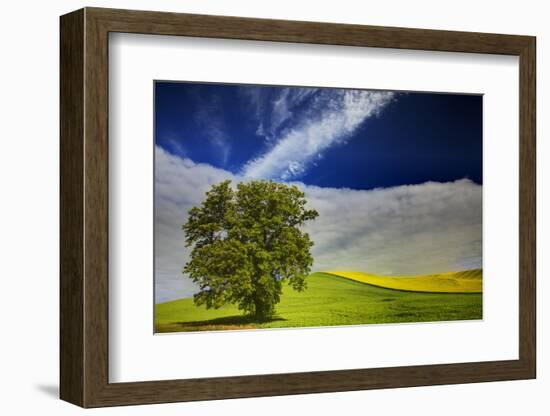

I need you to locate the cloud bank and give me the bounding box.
[155,146,482,303]
[242,89,394,180]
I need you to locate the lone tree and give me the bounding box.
[183,180,318,321]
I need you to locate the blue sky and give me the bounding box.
[154,82,483,303]
[155,82,482,190]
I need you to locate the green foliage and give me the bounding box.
[155,273,483,333]
[183,180,319,321]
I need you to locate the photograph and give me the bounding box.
[49,3,538,410]
[153,81,483,333]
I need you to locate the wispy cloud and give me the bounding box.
[261,87,319,141]
[194,95,231,166]
[240,86,319,142]
[167,137,187,157]
[242,89,395,180]
[155,146,481,303]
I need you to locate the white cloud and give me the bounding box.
[155,147,237,302]
[155,146,482,303]
[242,89,394,180]
[300,180,482,275]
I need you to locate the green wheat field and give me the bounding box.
[155,270,482,333]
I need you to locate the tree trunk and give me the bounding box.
[254,298,266,322]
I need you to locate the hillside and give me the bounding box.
[155,272,482,333]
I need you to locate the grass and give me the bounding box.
[327,269,482,293]
[155,271,482,333]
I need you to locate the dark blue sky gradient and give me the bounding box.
[155,81,482,190]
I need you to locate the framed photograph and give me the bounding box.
[60,7,536,408]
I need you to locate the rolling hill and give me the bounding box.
[155,271,482,333]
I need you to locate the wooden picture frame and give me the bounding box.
[60,7,536,408]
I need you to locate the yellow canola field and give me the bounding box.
[326,270,482,294]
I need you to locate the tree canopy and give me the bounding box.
[183,180,319,321]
